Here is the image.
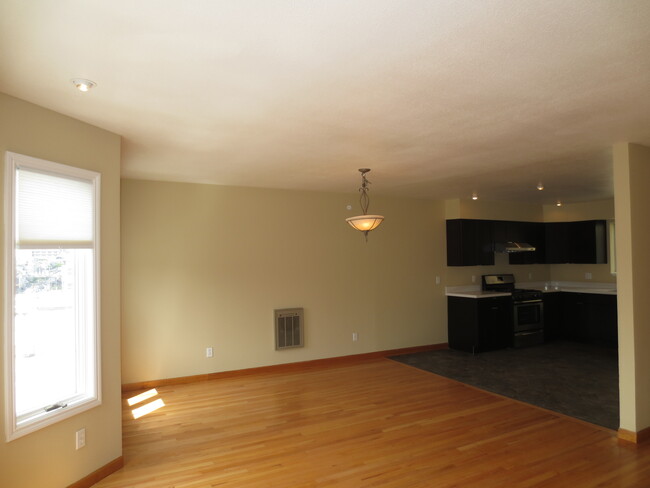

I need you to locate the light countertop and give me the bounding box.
[446,289,512,299]
[446,281,616,299]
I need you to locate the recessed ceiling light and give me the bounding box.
[471,192,478,201]
[71,78,96,92]
[556,200,562,207]
[537,182,544,191]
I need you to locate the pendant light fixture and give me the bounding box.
[345,168,384,240]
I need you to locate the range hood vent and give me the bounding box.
[494,241,536,253]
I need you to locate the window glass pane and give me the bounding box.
[14,248,94,418]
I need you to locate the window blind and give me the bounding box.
[16,168,95,249]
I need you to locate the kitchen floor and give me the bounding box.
[390,341,618,430]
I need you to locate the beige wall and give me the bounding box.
[0,93,122,487]
[614,143,650,432]
[444,198,615,285]
[121,180,447,384]
[455,199,544,222]
[542,199,615,222]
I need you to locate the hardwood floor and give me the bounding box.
[96,359,650,488]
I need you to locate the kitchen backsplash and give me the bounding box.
[445,253,549,287]
[445,252,615,287]
[547,263,615,284]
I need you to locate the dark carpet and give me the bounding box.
[390,341,619,430]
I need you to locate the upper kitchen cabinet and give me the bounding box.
[446,218,607,266]
[492,220,546,265]
[446,219,494,266]
[545,220,607,264]
[571,220,607,264]
[544,222,570,264]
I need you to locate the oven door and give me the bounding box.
[513,300,544,332]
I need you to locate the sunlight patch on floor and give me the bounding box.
[132,398,165,419]
[127,388,165,419]
[127,388,158,406]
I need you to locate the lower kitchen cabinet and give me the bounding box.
[594,294,619,346]
[542,292,563,341]
[448,296,512,353]
[562,293,591,342]
[543,292,617,347]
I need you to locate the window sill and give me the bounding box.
[6,396,101,442]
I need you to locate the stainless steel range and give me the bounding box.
[482,274,544,347]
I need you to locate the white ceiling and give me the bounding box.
[1,0,650,204]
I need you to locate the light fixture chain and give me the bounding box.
[359,172,371,215]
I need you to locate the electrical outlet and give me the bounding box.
[585,272,592,280]
[528,273,532,280]
[206,347,213,358]
[76,428,86,450]
[435,276,441,285]
[471,275,476,283]
[352,332,358,342]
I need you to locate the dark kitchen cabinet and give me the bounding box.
[478,220,545,264]
[446,218,607,266]
[564,292,618,345]
[446,219,494,266]
[585,293,618,347]
[545,220,607,264]
[491,220,546,264]
[448,296,512,353]
[544,222,570,264]
[508,222,546,265]
[492,219,533,244]
[570,220,607,264]
[490,220,509,245]
[562,293,591,341]
[543,292,617,347]
[542,292,563,341]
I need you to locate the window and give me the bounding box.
[4,152,101,441]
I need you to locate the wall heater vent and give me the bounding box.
[275,308,304,350]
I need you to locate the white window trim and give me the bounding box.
[4,151,102,442]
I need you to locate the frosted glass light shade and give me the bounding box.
[345,214,384,232]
